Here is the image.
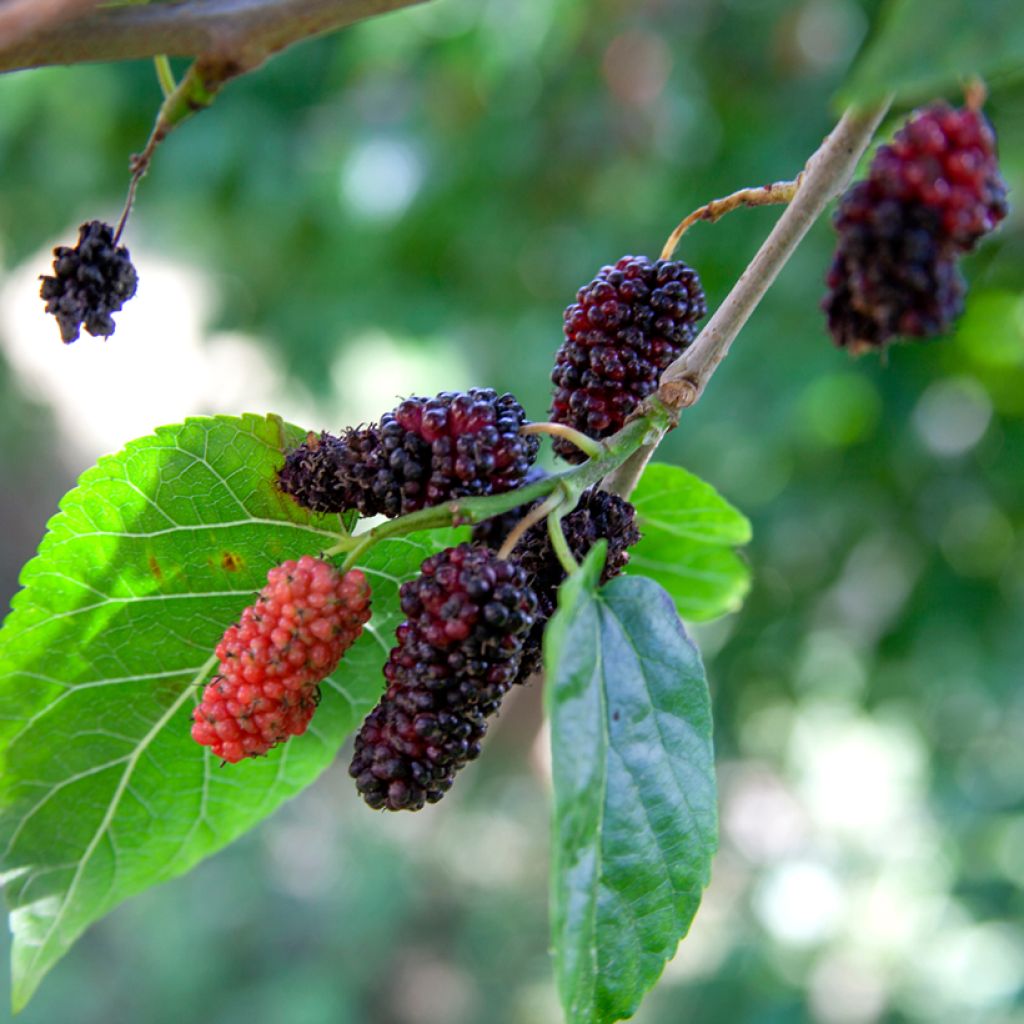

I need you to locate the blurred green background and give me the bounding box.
[1,0,1023,1021]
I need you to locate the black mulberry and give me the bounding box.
[550,255,706,462]
[350,544,538,811]
[278,389,539,518]
[824,102,1007,351]
[39,221,138,344]
[473,488,641,681]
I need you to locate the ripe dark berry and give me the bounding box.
[349,544,537,811]
[872,103,1008,250]
[824,188,965,352]
[192,557,371,763]
[39,221,138,344]
[550,255,706,462]
[473,488,641,682]
[278,389,539,518]
[824,102,1007,351]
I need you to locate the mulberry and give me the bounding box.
[192,556,371,763]
[475,488,641,680]
[39,221,138,343]
[350,544,537,811]
[278,389,539,518]
[550,255,706,462]
[824,189,966,351]
[824,101,1007,351]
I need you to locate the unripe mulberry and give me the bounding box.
[278,389,539,518]
[824,101,1007,351]
[39,221,138,343]
[550,255,706,462]
[349,544,537,811]
[474,488,641,680]
[192,556,371,763]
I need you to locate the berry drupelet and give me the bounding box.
[192,556,371,763]
[278,388,539,518]
[824,101,1007,352]
[39,221,138,343]
[550,255,706,462]
[350,543,537,812]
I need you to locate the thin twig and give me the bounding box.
[660,175,804,261]
[603,101,891,499]
[0,0,429,74]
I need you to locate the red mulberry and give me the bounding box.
[349,544,537,811]
[550,255,706,462]
[192,556,372,763]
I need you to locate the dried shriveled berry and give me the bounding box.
[39,221,138,343]
[349,543,537,811]
[550,255,706,462]
[192,557,371,763]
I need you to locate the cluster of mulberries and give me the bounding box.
[192,557,371,763]
[279,389,539,518]
[474,488,641,681]
[549,255,706,462]
[349,544,537,812]
[825,102,1008,352]
[39,221,138,344]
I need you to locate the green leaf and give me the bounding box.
[628,462,751,621]
[0,414,456,1011]
[839,0,1023,107]
[545,553,717,1024]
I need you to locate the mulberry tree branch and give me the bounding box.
[0,0,100,53]
[602,99,892,499]
[0,0,428,74]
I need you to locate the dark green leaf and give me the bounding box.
[628,462,751,621]
[545,552,717,1024]
[0,414,456,1010]
[839,0,1023,107]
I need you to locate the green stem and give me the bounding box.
[547,508,580,575]
[153,54,175,98]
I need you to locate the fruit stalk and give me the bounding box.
[602,99,891,499]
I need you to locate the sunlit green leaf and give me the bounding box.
[0,414,456,1010]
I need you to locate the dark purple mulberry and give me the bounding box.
[824,102,1007,352]
[550,255,706,462]
[871,103,1008,250]
[824,189,966,352]
[278,389,539,518]
[39,221,138,343]
[474,488,641,682]
[350,544,538,811]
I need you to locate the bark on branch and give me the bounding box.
[0,0,428,74]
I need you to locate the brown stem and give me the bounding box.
[0,0,99,52]
[602,101,891,499]
[0,0,428,74]
[660,175,804,261]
